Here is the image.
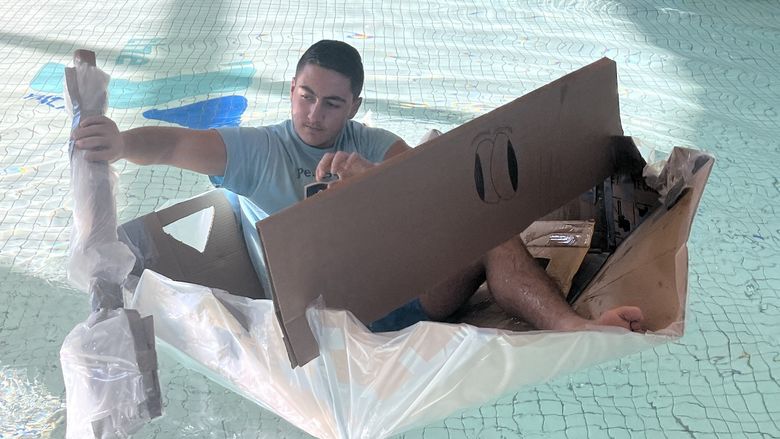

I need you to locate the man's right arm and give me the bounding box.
[72,115,227,176]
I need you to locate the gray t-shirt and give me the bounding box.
[215,119,400,214]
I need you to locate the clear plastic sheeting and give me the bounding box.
[130,270,671,439]
[64,55,135,304]
[59,308,159,438]
[643,147,711,207]
[60,51,162,438]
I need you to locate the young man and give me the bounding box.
[72,40,643,333]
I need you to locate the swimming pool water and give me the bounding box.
[1,0,778,437]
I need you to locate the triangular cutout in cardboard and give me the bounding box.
[161,206,215,253]
[119,190,265,299]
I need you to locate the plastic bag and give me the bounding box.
[130,269,669,439]
[60,308,159,438]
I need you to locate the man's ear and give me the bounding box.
[290,77,296,96]
[348,96,363,119]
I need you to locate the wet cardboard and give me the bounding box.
[256,58,630,367]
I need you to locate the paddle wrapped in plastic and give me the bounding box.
[60,50,161,439]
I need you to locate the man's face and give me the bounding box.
[290,64,362,148]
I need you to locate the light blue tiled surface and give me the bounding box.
[0,0,777,437]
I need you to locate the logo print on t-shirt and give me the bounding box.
[297,168,335,180]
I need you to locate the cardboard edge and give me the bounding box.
[257,229,305,368]
[572,147,714,332]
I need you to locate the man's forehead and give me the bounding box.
[295,64,354,99]
[298,85,348,103]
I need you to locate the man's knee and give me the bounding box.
[486,234,531,264]
[418,260,486,321]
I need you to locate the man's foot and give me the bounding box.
[593,306,644,332]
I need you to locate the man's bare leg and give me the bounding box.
[419,235,643,331]
[484,235,643,331]
[418,259,486,321]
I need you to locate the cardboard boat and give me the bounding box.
[119,58,713,438]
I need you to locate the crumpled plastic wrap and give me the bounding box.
[64,52,135,306]
[129,268,670,439]
[60,308,159,438]
[643,147,712,207]
[60,51,161,438]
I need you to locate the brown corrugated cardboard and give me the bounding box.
[257,58,628,367]
[520,220,594,296]
[119,190,266,299]
[573,148,713,333]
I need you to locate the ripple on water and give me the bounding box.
[0,366,65,438]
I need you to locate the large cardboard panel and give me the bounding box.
[119,190,265,299]
[257,58,626,367]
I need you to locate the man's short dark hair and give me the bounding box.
[296,40,364,98]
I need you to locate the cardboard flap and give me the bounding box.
[257,58,627,367]
[119,190,265,299]
[573,148,714,333]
